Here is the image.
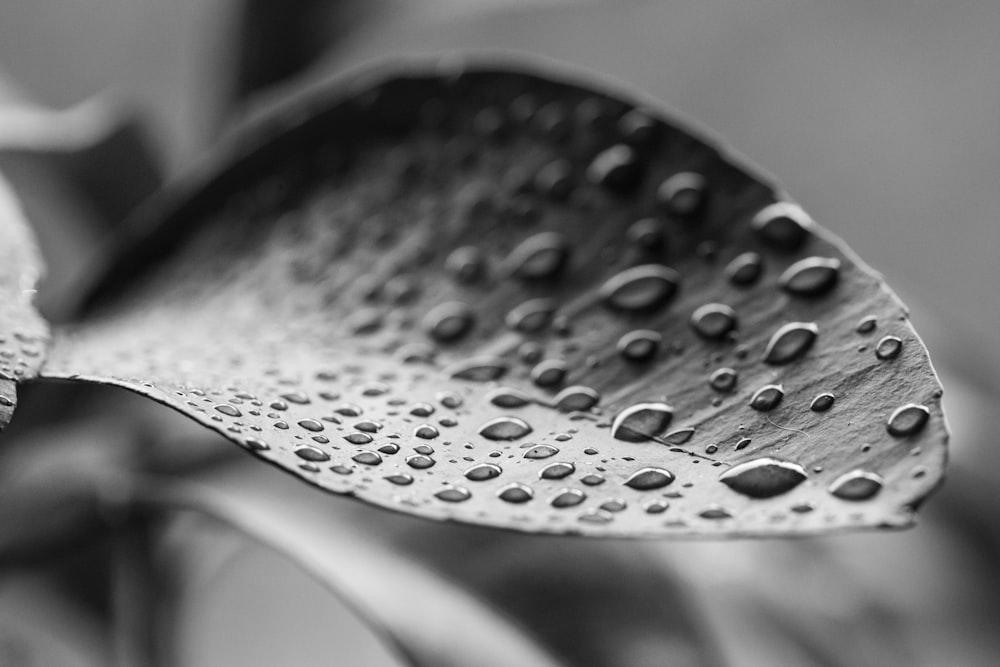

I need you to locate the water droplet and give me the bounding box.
[751,202,811,251]
[498,483,534,503]
[763,322,818,364]
[354,420,382,433]
[295,446,330,462]
[617,329,661,361]
[778,257,841,296]
[551,489,586,508]
[829,470,883,500]
[887,403,930,436]
[385,474,413,486]
[856,316,877,334]
[719,457,807,498]
[581,473,606,486]
[663,427,695,445]
[352,451,383,466]
[244,437,270,451]
[735,438,752,451]
[749,384,785,411]
[506,298,557,333]
[624,467,675,490]
[657,172,706,218]
[215,404,241,417]
[447,356,508,382]
[540,462,575,479]
[531,359,567,387]
[626,218,666,251]
[699,505,733,520]
[437,391,463,409]
[554,386,600,412]
[611,402,674,442]
[690,303,737,339]
[587,144,643,193]
[406,454,435,469]
[725,252,763,286]
[415,424,440,439]
[424,301,475,343]
[334,403,363,417]
[600,499,628,513]
[479,416,533,440]
[600,265,680,311]
[710,367,738,393]
[578,509,614,524]
[445,246,485,284]
[645,500,669,514]
[810,393,835,412]
[435,487,471,503]
[875,335,903,360]
[524,444,559,459]
[410,403,435,417]
[378,443,400,455]
[505,232,569,280]
[465,463,502,481]
[534,159,573,200]
[344,432,373,445]
[298,418,325,432]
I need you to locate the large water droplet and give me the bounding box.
[600,265,680,311]
[663,427,695,445]
[298,418,325,432]
[828,470,883,500]
[540,462,575,480]
[415,424,440,439]
[751,202,811,251]
[886,404,930,436]
[725,252,763,286]
[875,335,903,360]
[624,467,675,490]
[498,483,534,503]
[530,359,567,387]
[215,404,241,417]
[524,444,559,459]
[505,232,569,280]
[506,298,557,333]
[551,489,586,508]
[478,416,533,440]
[611,402,674,442]
[749,384,785,411]
[294,446,330,462]
[690,303,737,340]
[554,385,600,412]
[719,458,807,498]
[617,329,661,361]
[435,487,472,503]
[810,393,836,412]
[344,432,373,445]
[465,462,502,481]
[778,257,841,296]
[352,451,383,466]
[763,322,818,365]
[406,454,435,469]
[424,301,476,343]
[385,474,414,486]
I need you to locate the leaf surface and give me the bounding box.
[43,57,947,537]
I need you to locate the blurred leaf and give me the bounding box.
[43,56,946,537]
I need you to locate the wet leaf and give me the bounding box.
[43,57,947,537]
[0,174,48,428]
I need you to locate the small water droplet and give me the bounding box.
[626,218,666,251]
[657,172,707,219]
[600,499,628,512]
[447,356,508,382]
[540,462,575,479]
[554,386,601,412]
[524,444,559,459]
[344,432,373,445]
[778,257,841,296]
[829,470,883,500]
[354,420,382,433]
[406,454,435,469]
[735,438,752,451]
[534,159,573,200]
[587,144,643,193]
[352,451,383,466]
[624,467,675,490]
[719,458,807,498]
[424,301,476,343]
[699,505,733,520]
[886,403,930,436]
[385,473,413,486]
[581,473,606,486]
[611,402,674,442]
[410,403,435,417]
[445,246,486,284]
[751,202,811,251]
[506,298,557,333]
[725,252,763,286]
[810,393,836,412]
[281,391,310,405]
[215,404,241,417]
[856,316,877,334]
[295,446,330,462]
[435,487,471,503]
[710,367,738,393]
[578,509,614,524]
[551,489,586,508]
[479,416,533,440]
[531,359,567,387]
[334,404,362,417]
[763,322,818,365]
[245,437,270,451]
[663,427,695,445]
[690,303,737,339]
[875,335,903,360]
[437,391,463,409]
[498,483,534,503]
[465,462,502,481]
[415,424,440,439]
[600,264,680,311]
[505,232,569,280]
[749,384,785,411]
[617,329,661,361]
[298,418,325,432]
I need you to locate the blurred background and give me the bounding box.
[0,1,999,665]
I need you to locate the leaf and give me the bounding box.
[0,174,48,428]
[42,56,947,537]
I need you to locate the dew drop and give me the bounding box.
[710,367,738,393]
[215,404,241,417]
[611,402,674,442]
[478,416,533,441]
[406,454,435,469]
[505,232,569,280]
[465,462,502,481]
[749,384,785,411]
[751,202,811,251]
[725,252,763,286]
[581,473,606,486]
[578,509,614,525]
[663,427,695,445]
[424,301,476,343]
[875,335,903,360]
[298,419,325,432]
[498,483,534,503]
[762,322,818,365]
[295,446,330,462]
[437,391,463,409]
[506,298,557,333]
[601,499,628,513]
[829,470,883,500]
[244,437,270,451]
[385,474,414,486]
[415,424,440,440]
[410,403,435,417]
[699,505,733,520]
[856,316,877,334]
[719,457,807,498]
[645,500,669,514]
[435,487,471,503]
[690,303,737,339]
[354,420,382,433]
[524,444,559,459]
[554,386,600,412]
[445,246,486,284]
[551,489,586,508]
[540,462,575,480]
[344,432,373,445]
[600,265,680,311]
[658,172,706,218]
[531,359,567,387]
[778,257,841,296]
[810,393,836,412]
[447,356,508,382]
[624,467,675,490]
[617,329,661,361]
[586,144,643,193]
[352,451,383,466]
[334,404,362,417]
[626,218,666,251]
[886,403,930,436]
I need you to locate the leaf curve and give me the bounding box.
[43,56,947,537]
